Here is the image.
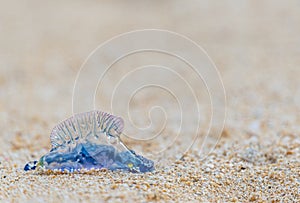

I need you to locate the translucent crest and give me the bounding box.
[50,111,124,150]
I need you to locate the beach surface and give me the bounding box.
[0,1,299,202]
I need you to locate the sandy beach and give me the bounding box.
[0,1,299,202]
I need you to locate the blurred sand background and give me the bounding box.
[0,1,299,202]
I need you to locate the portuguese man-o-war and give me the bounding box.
[24,111,154,173]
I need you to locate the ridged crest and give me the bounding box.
[50,111,124,149]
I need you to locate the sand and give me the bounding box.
[0,1,300,202]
